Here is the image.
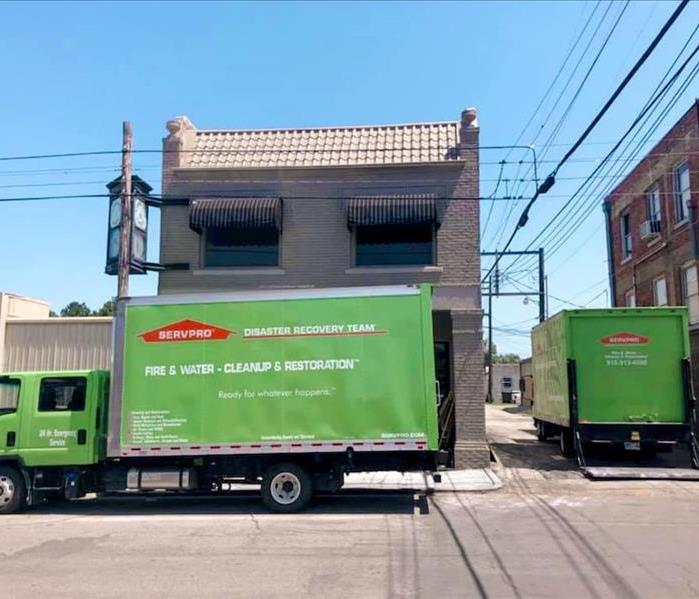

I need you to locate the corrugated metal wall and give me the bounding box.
[2,318,112,372]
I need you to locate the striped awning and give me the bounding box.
[347,194,440,228]
[189,198,282,231]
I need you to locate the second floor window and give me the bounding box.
[205,227,279,267]
[646,187,661,224]
[355,224,434,266]
[625,289,636,307]
[189,198,283,269]
[621,213,632,259]
[674,162,690,222]
[652,277,668,307]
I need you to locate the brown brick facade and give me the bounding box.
[157,110,488,468]
[607,101,699,388]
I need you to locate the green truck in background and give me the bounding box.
[532,308,699,467]
[0,285,445,514]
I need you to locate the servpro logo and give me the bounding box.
[139,320,236,343]
[599,332,649,346]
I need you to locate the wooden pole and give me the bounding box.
[487,276,493,403]
[117,121,133,299]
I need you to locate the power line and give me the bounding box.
[500,1,603,164]
[0,143,542,163]
[503,1,617,211]
[518,23,699,268]
[481,161,507,240]
[0,194,110,203]
[0,193,527,204]
[480,0,690,285]
[555,0,689,172]
[544,59,699,263]
[512,29,699,272]
[536,1,630,165]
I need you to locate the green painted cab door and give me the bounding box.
[0,376,23,457]
[20,374,98,467]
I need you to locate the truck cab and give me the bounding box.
[0,370,108,512]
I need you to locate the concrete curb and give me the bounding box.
[343,469,502,492]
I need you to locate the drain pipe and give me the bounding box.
[691,100,699,259]
[603,200,617,307]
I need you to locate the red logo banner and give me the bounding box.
[139,319,236,343]
[599,332,649,346]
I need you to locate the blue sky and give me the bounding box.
[1,1,697,355]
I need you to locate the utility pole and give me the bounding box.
[538,247,546,323]
[117,121,133,299]
[481,248,547,322]
[487,276,493,404]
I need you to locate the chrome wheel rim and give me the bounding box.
[0,475,15,507]
[270,472,301,505]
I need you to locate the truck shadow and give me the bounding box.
[27,489,426,517]
[492,438,693,472]
[491,440,581,473]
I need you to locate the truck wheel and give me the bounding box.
[0,467,27,515]
[261,463,313,513]
[559,429,575,458]
[536,420,548,441]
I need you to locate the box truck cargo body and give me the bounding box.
[0,285,445,513]
[532,308,698,461]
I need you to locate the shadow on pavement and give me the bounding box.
[491,440,579,472]
[26,489,425,517]
[493,437,693,472]
[502,405,531,415]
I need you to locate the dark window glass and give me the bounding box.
[621,213,632,258]
[434,342,451,403]
[675,162,690,222]
[0,378,20,414]
[355,225,433,266]
[205,227,279,267]
[38,377,86,412]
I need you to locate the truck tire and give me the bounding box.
[559,428,575,458]
[261,463,313,513]
[536,420,548,441]
[0,466,27,515]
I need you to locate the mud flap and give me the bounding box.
[567,359,586,467]
[681,358,699,469]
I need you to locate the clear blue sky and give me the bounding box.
[1,1,697,355]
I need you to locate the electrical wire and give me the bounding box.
[500,1,603,163]
[511,31,699,272]
[481,0,690,285]
[481,161,506,241]
[501,0,619,223]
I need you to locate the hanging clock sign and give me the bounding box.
[105,175,153,275]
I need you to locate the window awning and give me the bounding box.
[189,198,282,231]
[346,194,440,228]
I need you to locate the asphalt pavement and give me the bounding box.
[3,405,699,598]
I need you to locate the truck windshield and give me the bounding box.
[0,378,20,414]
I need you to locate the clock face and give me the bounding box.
[108,228,120,260]
[134,199,147,231]
[109,198,122,228]
[132,231,146,261]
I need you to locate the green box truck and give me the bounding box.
[0,285,446,514]
[532,307,698,467]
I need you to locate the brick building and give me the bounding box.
[157,109,487,468]
[605,100,699,385]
